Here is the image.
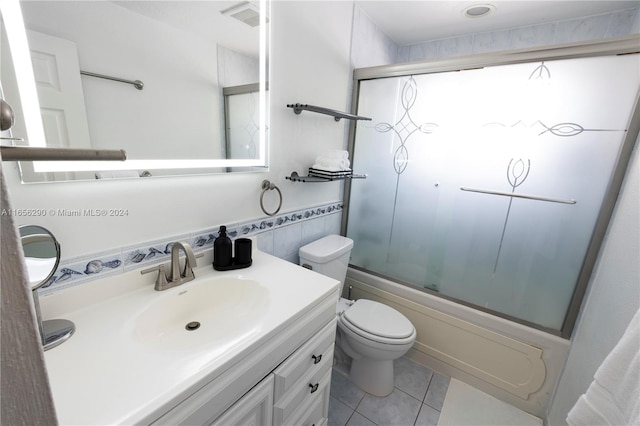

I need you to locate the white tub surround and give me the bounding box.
[41,248,340,425]
[345,269,569,419]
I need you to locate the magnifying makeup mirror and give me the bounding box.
[19,225,74,350]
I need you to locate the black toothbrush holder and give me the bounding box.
[213,232,253,271]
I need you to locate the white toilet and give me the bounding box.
[299,234,416,397]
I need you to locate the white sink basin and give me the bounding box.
[134,277,269,350]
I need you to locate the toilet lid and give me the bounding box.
[342,299,414,339]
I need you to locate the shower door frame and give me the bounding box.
[342,34,640,339]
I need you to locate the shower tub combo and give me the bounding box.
[341,36,640,418]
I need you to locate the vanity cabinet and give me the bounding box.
[151,293,338,426]
[272,320,335,425]
[211,375,274,426]
[210,319,336,426]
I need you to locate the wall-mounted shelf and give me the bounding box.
[286,103,371,122]
[286,171,367,183]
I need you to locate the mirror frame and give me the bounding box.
[1,0,270,180]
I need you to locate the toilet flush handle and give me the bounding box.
[311,354,322,364]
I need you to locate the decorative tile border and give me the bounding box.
[39,202,343,296]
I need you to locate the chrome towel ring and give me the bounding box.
[260,180,282,216]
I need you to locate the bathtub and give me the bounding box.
[345,267,570,419]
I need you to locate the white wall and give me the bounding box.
[546,139,640,424]
[4,1,355,260]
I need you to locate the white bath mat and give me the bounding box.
[438,378,542,426]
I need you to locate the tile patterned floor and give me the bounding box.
[329,356,450,426]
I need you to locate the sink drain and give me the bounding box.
[185,321,201,331]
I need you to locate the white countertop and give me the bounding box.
[41,249,340,425]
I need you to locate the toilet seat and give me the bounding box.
[340,299,416,345]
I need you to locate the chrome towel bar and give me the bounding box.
[287,103,371,122]
[460,187,576,205]
[81,70,144,90]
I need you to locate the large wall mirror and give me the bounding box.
[0,0,269,182]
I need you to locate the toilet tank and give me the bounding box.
[299,235,354,285]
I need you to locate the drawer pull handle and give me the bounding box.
[309,383,319,393]
[311,354,322,364]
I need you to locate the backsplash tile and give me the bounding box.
[472,30,512,55]
[43,250,123,293]
[510,23,557,49]
[389,7,639,65]
[606,8,638,38]
[555,14,610,43]
[273,221,302,259]
[439,35,473,58]
[257,230,274,253]
[122,234,191,271]
[324,212,342,235]
[302,215,326,246]
[39,202,343,296]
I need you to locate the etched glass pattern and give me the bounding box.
[346,54,639,330]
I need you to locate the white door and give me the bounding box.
[22,30,92,181]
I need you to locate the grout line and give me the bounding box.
[423,372,434,403]
[343,408,356,426]
[413,404,423,426]
[395,386,422,403]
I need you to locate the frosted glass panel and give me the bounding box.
[226,91,260,159]
[346,54,639,331]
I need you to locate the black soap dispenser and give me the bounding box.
[213,226,232,270]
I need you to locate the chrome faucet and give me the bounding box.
[141,241,198,291]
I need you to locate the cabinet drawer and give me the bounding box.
[273,346,333,425]
[289,367,331,426]
[210,374,274,426]
[273,318,336,401]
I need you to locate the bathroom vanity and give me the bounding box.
[40,249,340,425]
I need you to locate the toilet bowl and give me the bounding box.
[299,235,416,397]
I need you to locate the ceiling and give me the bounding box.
[109,1,637,54]
[111,1,261,56]
[356,1,639,46]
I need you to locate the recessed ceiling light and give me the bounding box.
[463,4,495,18]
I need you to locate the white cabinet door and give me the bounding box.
[211,374,274,426]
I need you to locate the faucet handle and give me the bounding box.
[155,264,169,289]
[141,263,169,290]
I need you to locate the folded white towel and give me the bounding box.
[322,149,349,160]
[315,156,351,170]
[567,309,640,426]
[312,164,352,173]
[95,170,140,179]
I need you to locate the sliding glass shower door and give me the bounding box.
[346,53,639,333]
